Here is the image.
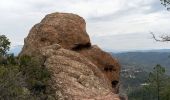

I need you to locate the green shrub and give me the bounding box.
[0,65,30,100]
[0,55,55,100]
[0,35,55,99]
[19,55,55,99]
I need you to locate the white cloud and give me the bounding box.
[92,33,170,51]
[0,0,170,50]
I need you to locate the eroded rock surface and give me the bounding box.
[20,12,121,100]
[77,46,120,89]
[20,12,90,56]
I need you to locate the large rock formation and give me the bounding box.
[20,12,121,100]
[21,13,90,55]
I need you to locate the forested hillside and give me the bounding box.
[113,51,170,74]
[112,51,170,99]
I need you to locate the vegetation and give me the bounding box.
[19,55,55,99]
[114,52,170,74]
[115,51,170,100]
[147,64,166,100]
[0,35,10,56]
[0,64,28,99]
[126,64,170,100]
[0,35,55,100]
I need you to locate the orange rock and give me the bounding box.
[20,12,90,55]
[20,12,121,99]
[76,45,120,90]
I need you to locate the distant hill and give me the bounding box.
[109,49,170,53]
[112,51,170,74]
[111,50,170,96]
[128,49,170,53]
[9,45,23,56]
[137,49,170,52]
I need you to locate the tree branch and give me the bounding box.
[150,32,170,42]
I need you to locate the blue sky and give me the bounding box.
[0,0,170,51]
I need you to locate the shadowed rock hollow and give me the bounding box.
[20,12,121,100]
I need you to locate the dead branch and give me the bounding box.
[150,32,170,42]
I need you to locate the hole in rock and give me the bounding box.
[104,65,114,72]
[72,42,91,51]
[112,80,119,88]
[40,38,48,42]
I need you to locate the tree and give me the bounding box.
[0,35,10,56]
[160,0,170,10]
[147,64,166,100]
[150,1,170,42]
[161,78,170,100]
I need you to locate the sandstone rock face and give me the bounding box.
[20,12,121,100]
[20,12,90,55]
[77,46,120,89]
[40,44,120,100]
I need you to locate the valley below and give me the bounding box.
[112,50,170,99]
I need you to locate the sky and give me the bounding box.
[0,0,170,51]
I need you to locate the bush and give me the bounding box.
[0,55,55,100]
[0,65,30,100]
[19,55,55,99]
[0,35,55,99]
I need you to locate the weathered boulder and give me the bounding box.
[40,44,119,99]
[20,12,90,56]
[20,12,121,99]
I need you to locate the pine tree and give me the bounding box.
[147,64,166,100]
